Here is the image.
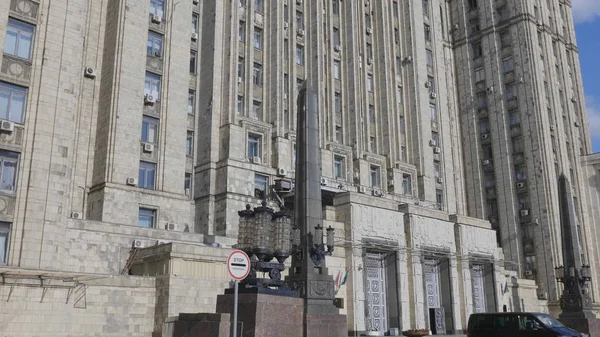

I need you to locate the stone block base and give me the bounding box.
[163,313,231,337]
[559,316,600,337]
[305,313,348,337]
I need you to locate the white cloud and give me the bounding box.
[586,96,600,149]
[572,0,600,24]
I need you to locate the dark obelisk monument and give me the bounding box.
[286,81,347,337]
[556,174,600,336]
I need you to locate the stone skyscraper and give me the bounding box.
[0,0,597,335]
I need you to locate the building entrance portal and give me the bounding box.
[365,253,387,332]
[471,264,487,313]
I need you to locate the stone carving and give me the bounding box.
[146,56,163,74]
[1,55,32,85]
[0,126,24,147]
[0,195,16,216]
[10,0,39,20]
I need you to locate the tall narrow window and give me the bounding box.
[423,0,429,16]
[237,96,244,116]
[254,0,264,13]
[402,174,412,195]
[0,150,18,192]
[0,81,27,123]
[367,74,373,92]
[296,11,304,30]
[4,19,34,60]
[186,131,194,156]
[190,50,197,74]
[253,63,263,86]
[238,57,245,79]
[430,104,437,121]
[192,13,199,34]
[424,24,431,42]
[147,31,163,57]
[248,134,262,158]
[396,57,402,75]
[141,116,159,144]
[369,105,375,123]
[393,1,399,18]
[184,173,192,194]
[366,43,373,59]
[238,21,245,42]
[426,50,434,67]
[333,0,340,15]
[399,115,405,134]
[502,57,514,73]
[396,87,403,104]
[252,101,262,120]
[254,28,263,49]
[296,45,304,65]
[334,155,345,180]
[335,126,342,143]
[334,92,342,114]
[472,42,483,58]
[188,90,195,115]
[370,165,380,188]
[0,222,9,264]
[474,67,484,83]
[144,72,161,100]
[138,208,156,228]
[150,0,165,16]
[333,60,341,80]
[138,162,156,189]
[333,28,341,46]
[254,174,268,199]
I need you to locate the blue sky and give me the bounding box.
[573,0,600,152]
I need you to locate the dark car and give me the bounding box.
[467,312,582,337]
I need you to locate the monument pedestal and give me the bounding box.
[559,312,600,337]
[216,288,304,337]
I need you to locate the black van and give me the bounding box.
[467,312,582,337]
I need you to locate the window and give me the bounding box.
[393,1,399,18]
[367,74,373,92]
[254,28,263,49]
[430,104,437,121]
[144,72,161,100]
[428,76,436,93]
[150,0,165,16]
[333,0,340,15]
[515,165,527,182]
[431,131,439,146]
[500,31,510,48]
[0,151,18,192]
[0,222,9,264]
[334,155,345,180]
[333,60,341,79]
[334,92,342,114]
[369,105,375,123]
[467,0,478,10]
[424,24,431,42]
[470,18,480,33]
[505,84,517,100]
[480,118,489,134]
[240,0,246,7]
[147,31,163,57]
[192,13,199,34]
[396,87,403,104]
[237,96,244,116]
[370,165,380,188]
[284,109,289,129]
[335,126,342,143]
[482,144,493,160]
[474,67,484,83]
[502,57,514,73]
[141,116,159,144]
[138,161,156,189]
[496,6,507,22]
[252,100,262,120]
[484,172,495,188]
[423,0,429,16]
[426,50,434,67]
[370,136,376,152]
[399,115,405,134]
[138,208,156,228]
[253,63,263,86]
[394,28,400,43]
[184,172,192,191]
[396,57,402,75]
[472,42,482,58]
[190,50,197,74]
[238,57,245,79]
[476,92,487,109]
[296,11,304,30]
[402,174,412,195]
[400,146,407,161]
[248,133,261,158]
[188,90,195,115]
[436,190,443,208]
[434,162,441,178]
[4,19,34,60]
[0,81,26,123]
[239,22,245,42]
[284,4,289,22]
[186,131,194,156]
[512,137,523,154]
[254,174,268,199]
[365,14,372,29]
[333,27,341,46]
[254,0,264,13]
[296,45,304,65]
[508,110,519,126]
[366,43,373,60]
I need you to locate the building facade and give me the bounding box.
[0,0,595,336]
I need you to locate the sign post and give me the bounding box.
[227,250,251,337]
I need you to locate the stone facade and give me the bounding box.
[0,0,597,336]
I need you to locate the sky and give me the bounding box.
[573,0,600,153]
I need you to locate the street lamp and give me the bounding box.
[554,263,592,286]
[310,224,335,266]
[555,265,564,282]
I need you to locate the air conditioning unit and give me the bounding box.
[404,56,413,63]
[191,33,198,41]
[126,177,138,186]
[536,20,543,26]
[430,92,437,99]
[156,240,170,245]
[424,81,431,88]
[284,22,289,29]
[251,156,262,164]
[70,211,83,219]
[154,51,162,57]
[84,67,96,79]
[525,269,533,276]
[366,27,372,35]
[516,182,525,188]
[483,159,492,166]
[373,189,383,197]
[132,240,144,249]
[365,0,370,6]
[283,93,288,100]
[277,168,287,177]
[297,29,305,36]
[144,94,156,105]
[193,0,199,4]
[520,209,530,217]
[481,133,489,140]
[550,125,555,131]
[165,223,178,231]
[334,44,342,52]
[0,120,14,132]
[143,143,155,153]
[296,0,302,4]
[152,14,162,24]
[238,77,243,83]
[433,147,441,154]
[571,97,577,103]
[275,179,293,192]
[436,177,443,184]
[486,86,494,93]
[429,139,436,147]
[538,292,548,300]
[358,186,367,194]
[185,188,191,196]
[367,58,373,65]
[320,177,327,185]
[574,121,580,127]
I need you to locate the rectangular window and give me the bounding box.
[505,84,517,100]
[186,131,194,156]
[184,172,192,191]
[296,11,304,30]
[192,13,199,34]
[508,110,519,126]
[482,144,493,160]
[515,165,527,182]
[426,50,434,67]
[284,4,289,23]
[4,19,34,60]
[428,76,436,93]
[484,172,495,188]
[0,222,9,264]
[367,74,373,92]
[500,31,510,48]
[190,50,197,74]
[399,115,405,134]
[254,0,264,13]
[402,174,412,195]
[238,57,245,79]
[474,67,484,83]
[333,0,340,15]
[430,104,437,121]
[370,165,381,188]
[0,81,27,123]
[239,21,245,42]
[253,63,263,86]
[477,92,487,109]
[334,92,342,114]
[335,126,342,143]
[188,90,195,115]
[333,27,341,46]
[423,0,429,16]
[254,28,263,49]
[369,105,375,123]
[434,162,441,178]
[472,42,483,58]
[394,28,400,43]
[150,0,165,16]
[480,118,489,134]
[252,100,262,120]
[248,133,262,158]
[0,150,18,192]
[470,18,480,33]
[138,161,156,189]
[431,131,439,146]
[138,208,156,228]
[141,116,159,144]
[333,60,341,79]
[365,14,372,29]
[400,146,407,161]
[366,43,373,60]
[467,0,478,10]
[334,155,345,180]
[370,136,376,152]
[396,57,402,75]
[397,87,403,104]
[296,45,304,65]
[424,24,431,42]
[284,109,289,129]
[237,95,244,116]
[436,190,443,207]
[502,57,514,73]
[496,6,507,22]
[254,174,268,199]
[240,0,246,7]
[147,31,163,57]
[144,72,161,100]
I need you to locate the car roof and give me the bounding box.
[470,312,546,316]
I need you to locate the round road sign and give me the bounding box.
[227,250,251,281]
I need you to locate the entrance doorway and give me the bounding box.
[365,252,387,332]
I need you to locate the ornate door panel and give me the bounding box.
[424,260,441,308]
[365,253,387,332]
[471,265,487,313]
